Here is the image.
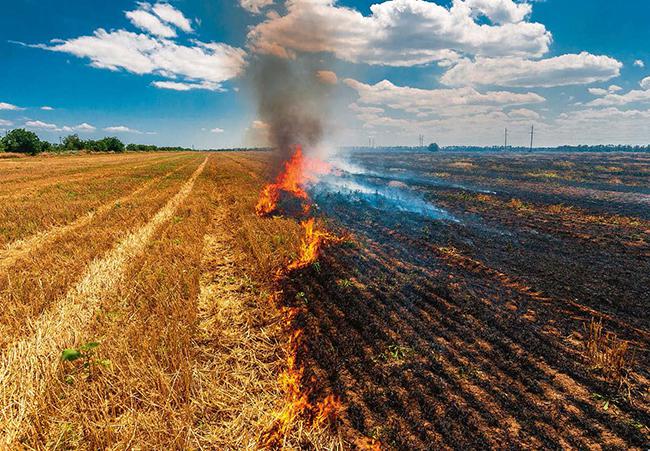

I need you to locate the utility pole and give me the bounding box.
[504,128,508,150]
[529,124,534,152]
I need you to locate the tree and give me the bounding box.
[99,137,125,152]
[427,142,440,152]
[62,134,84,151]
[1,129,44,154]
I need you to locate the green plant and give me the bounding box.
[61,341,111,381]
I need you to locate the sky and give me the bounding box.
[1,0,650,148]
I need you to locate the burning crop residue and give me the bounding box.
[288,217,342,271]
[255,145,331,217]
[254,145,344,445]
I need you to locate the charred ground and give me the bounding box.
[282,151,649,449]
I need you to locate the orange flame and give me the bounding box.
[288,218,342,271]
[256,145,331,217]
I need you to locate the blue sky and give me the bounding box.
[2,0,650,148]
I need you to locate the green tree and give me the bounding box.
[99,137,125,152]
[1,129,43,154]
[427,142,440,152]
[62,134,84,150]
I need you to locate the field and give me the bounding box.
[0,151,648,449]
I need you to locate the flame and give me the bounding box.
[313,394,342,427]
[256,145,331,217]
[288,218,341,271]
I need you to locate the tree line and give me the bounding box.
[0,128,197,155]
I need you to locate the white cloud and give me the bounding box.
[210,127,225,133]
[39,29,246,87]
[26,120,60,130]
[588,88,608,96]
[75,122,96,132]
[40,106,54,111]
[104,125,141,133]
[508,108,540,120]
[34,3,241,92]
[151,3,193,32]
[0,102,22,111]
[126,9,177,38]
[248,0,551,66]
[0,119,13,127]
[441,52,622,87]
[640,77,650,90]
[240,0,274,14]
[316,70,338,85]
[634,59,645,68]
[344,78,544,116]
[151,80,225,91]
[25,120,96,133]
[586,79,650,106]
[608,85,622,92]
[464,0,532,24]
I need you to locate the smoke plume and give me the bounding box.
[251,55,334,171]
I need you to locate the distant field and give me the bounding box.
[0,151,648,449]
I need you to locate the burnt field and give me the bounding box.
[284,152,650,449]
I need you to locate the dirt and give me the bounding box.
[282,152,649,449]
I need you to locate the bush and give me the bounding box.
[427,142,440,152]
[98,137,125,152]
[62,134,85,151]
[1,129,44,154]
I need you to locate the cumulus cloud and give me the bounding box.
[640,77,650,90]
[40,106,54,111]
[240,0,274,14]
[37,29,246,87]
[248,0,551,66]
[0,119,14,126]
[316,70,338,85]
[104,125,142,133]
[151,3,193,32]
[24,120,94,132]
[210,127,225,133]
[608,85,622,92]
[441,52,622,87]
[586,78,650,106]
[588,88,608,96]
[344,78,544,116]
[26,120,59,130]
[75,122,96,132]
[464,0,531,24]
[31,3,241,92]
[508,108,540,120]
[634,59,645,68]
[126,9,177,38]
[0,102,22,110]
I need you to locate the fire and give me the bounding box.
[257,145,343,446]
[255,145,331,217]
[288,218,342,271]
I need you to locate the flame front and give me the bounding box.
[288,218,341,271]
[255,145,331,217]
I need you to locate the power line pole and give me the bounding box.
[504,128,508,150]
[529,124,534,152]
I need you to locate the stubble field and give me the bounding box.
[0,150,647,450]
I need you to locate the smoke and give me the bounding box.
[251,55,334,171]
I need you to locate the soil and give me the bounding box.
[283,152,649,450]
